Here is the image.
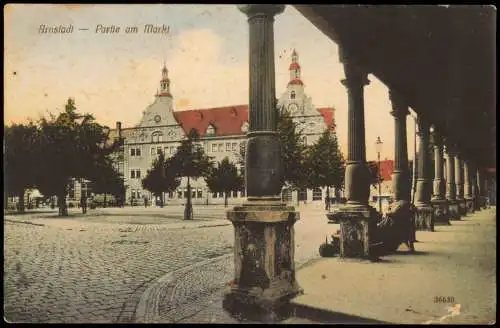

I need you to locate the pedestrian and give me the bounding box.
[325,195,330,211]
[80,195,87,214]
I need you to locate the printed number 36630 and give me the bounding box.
[434,296,455,303]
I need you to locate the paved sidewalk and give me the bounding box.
[148,207,496,324]
[285,207,497,324]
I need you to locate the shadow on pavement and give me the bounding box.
[392,250,433,256]
[291,304,390,324]
[4,210,57,216]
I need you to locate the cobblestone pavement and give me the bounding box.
[4,205,333,323]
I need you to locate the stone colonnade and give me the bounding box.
[224,4,490,321]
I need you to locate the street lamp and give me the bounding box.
[375,136,383,213]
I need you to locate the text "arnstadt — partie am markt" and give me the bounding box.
[38,24,170,34]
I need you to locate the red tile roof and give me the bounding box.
[173,105,336,137]
[379,160,394,182]
[288,79,304,86]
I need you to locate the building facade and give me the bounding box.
[107,50,338,206]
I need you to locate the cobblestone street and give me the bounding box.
[4,205,333,323]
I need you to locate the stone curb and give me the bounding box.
[134,253,233,323]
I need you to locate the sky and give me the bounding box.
[4,4,418,161]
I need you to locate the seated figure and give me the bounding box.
[372,200,415,256]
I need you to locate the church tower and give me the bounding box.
[157,62,173,98]
[278,49,312,116]
[138,62,176,127]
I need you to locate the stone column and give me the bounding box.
[431,129,449,225]
[389,90,410,203]
[445,143,460,219]
[333,46,379,260]
[463,159,475,213]
[477,168,486,209]
[223,5,301,322]
[455,153,466,216]
[414,116,434,231]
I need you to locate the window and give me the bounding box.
[152,132,163,143]
[291,91,296,99]
[192,190,196,198]
[131,190,136,199]
[130,169,141,179]
[226,143,231,152]
[218,192,224,198]
[312,188,322,201]
[213,192,217,198]
[168,192,173,199]
[130,148,141,157]
[197,189,203,199]
[218,144,223,152]
[157,147,162,155]
[184,190,188,198]
[240,189,246,197]
[298,188,307,201]
[240,141,246,153]
[232,143,237,152]
[151,147,156,155]
[241,122,249,133]
[212,144,217,152]
[282,188,292,202]
[206,124,216,135]
[232,190,238,198]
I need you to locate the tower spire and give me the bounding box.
[288,48,303,86]
[158,62,172,98]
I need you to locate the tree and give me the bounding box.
[35,98,120,216]
[277,109,308,189]
[205,157,244,207]
[170,129,213,219]
[142,151,181,208]
[4,122,39,212]
[367,160,383,190]
[90,160,126,208]
[304,129,345,205]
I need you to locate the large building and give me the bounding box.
[107,49,338,206]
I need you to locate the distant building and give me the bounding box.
[102,49,338,206]
[369,159,395,212]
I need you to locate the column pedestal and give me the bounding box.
[414,203,435,231]
[336,204,379,260]
[448,200,460,220]
[223,199,302,322]
[431,198,450,225]
[457,199,467,216]
[465,197,474,213]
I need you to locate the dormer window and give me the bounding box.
[290,91,296,99]
[152,131,163,143]
[206,124,216,136]
[241,122,249,133]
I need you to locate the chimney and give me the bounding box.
[116,121,122,139]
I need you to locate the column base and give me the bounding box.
[223,199,303,322]
[465,198,475,214]
[447,200,460,220]
[414,204,435,231]
[431,198,450,225]
[457,198,467,216]
[223,283,301,322]
[335,204,379,260]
